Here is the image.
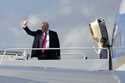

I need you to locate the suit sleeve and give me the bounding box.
[55,32,61,59]
[23,26,36,36]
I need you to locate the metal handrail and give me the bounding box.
[0,47,109,60]
[3,47,109,50]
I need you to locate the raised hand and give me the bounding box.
[22,20,28,28]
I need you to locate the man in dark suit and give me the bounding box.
[22,20,60,60]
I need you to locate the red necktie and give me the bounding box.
[42,32,46,53]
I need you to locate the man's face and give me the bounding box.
[40,22,49,32]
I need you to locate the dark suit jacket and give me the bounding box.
[24,27,60,60]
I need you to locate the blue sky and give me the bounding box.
[0,0,121,50]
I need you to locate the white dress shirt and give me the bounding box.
[45,31,49,48]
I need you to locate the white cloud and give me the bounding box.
[81,8,89,16]
[61,25,93,47]
[60,25,97,59]
[59,6,72,16]
[28,15,41,28]
[27,12,53,28]
[58,0,72,16]
[119,0,125,14]
[60,0,71,5]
